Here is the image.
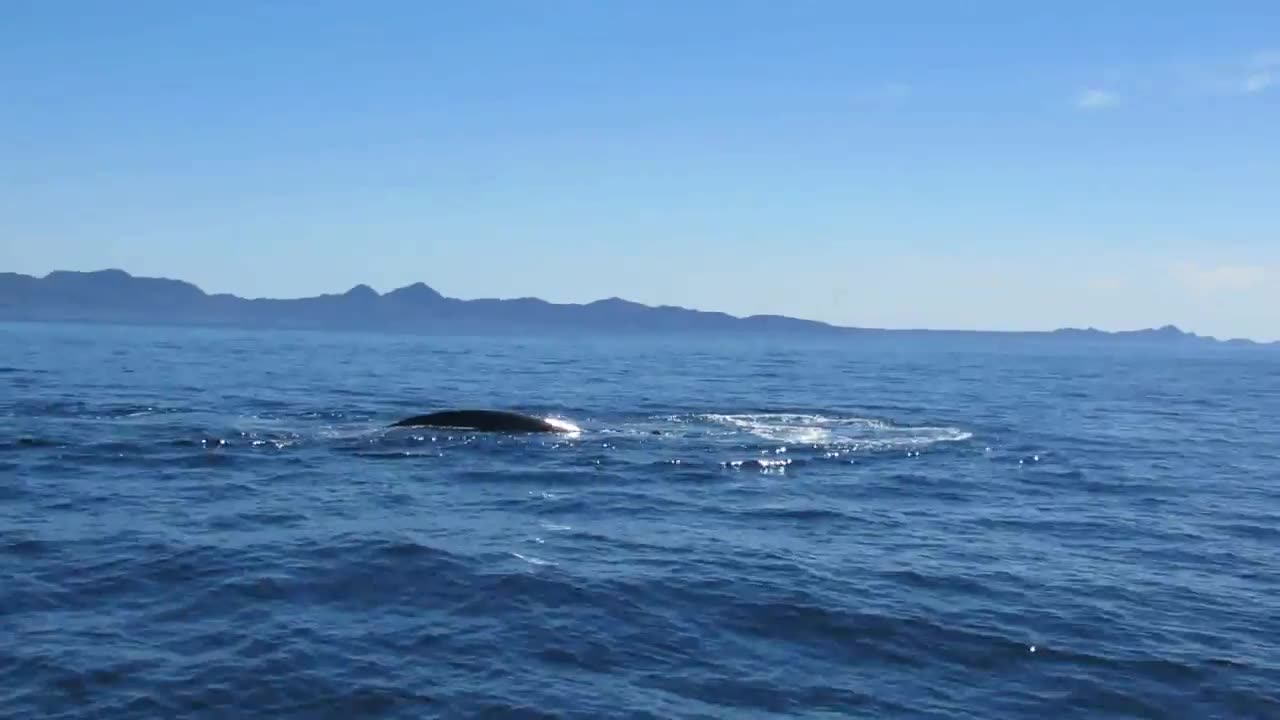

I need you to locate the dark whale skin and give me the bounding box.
[389,409,575,433]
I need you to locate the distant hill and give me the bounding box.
[0,268,840,336]
[0,268,1272,347]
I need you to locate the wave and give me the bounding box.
[698,412,971,447]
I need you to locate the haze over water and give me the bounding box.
[3,321,1277,718]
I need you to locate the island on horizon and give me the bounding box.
[0,268,1271,348]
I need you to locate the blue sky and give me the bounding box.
[3,1,1278,340]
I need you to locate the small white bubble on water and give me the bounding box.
[513,552,554,566]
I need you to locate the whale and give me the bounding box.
[389,409,579,433]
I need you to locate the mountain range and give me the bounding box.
[0,268,1272,347]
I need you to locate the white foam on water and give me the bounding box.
[512,552,555,566]
[701,412,972,451]
[723,457,793,473]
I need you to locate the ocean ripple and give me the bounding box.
[2,324,1277,718]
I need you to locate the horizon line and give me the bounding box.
[4,266,1272,345]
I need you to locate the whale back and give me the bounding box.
[390,409,563,433]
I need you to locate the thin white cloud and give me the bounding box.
[1076,49,1279,105]
[1188,49,1280,96]
[1240,51,1278,94]
[1171,262,1269,294]
[1075,88,1119,109]
[1242,72,1274,94]
[1251,49,1280,69]
[1085,273,1127,292]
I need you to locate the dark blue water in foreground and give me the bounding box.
[2,321,1278,719]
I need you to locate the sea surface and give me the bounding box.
[2,321,1277,719]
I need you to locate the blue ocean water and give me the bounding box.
[2,320,1277,719]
